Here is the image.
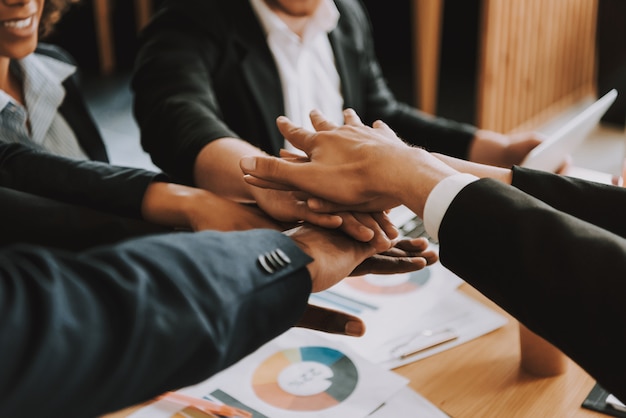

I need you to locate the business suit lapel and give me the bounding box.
[59,77,109,162]
[329,13,361,111]
[234,0,285,155]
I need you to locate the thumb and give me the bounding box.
[241,155,315,191]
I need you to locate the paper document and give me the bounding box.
[129,329,409,418]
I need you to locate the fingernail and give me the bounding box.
[240,156,256,172]
[345,320,365,337]
[276,116,287,123]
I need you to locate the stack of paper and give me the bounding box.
[310,257,507,369]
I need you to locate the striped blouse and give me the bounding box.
[0,52,88,160]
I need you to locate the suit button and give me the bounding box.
[257,248,291,274]
[258,254,275,274]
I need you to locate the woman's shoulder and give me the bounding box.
[34,43,78,66]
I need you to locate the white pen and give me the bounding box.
[391,328,459,359]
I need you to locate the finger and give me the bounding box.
[421,250,439,265]
[276,115,317,154]
[383,248,438,265]
[279,148,309,161]
[352,212,392,252]
[243,174,297,191]
[372,119,395,134]
[337,212,375,242]
[343,108,364,126]
[292,190,311,201]
[241,155,313,189]
[295,203,343,229]
[393,237,430,253]
[351,254,428,276]
[309,109,339,131]
[391,238,439,265]
[372,211,399,240]
[296,304,365,337]
[307,197,385,213]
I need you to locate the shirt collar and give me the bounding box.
[17,52,76,143]
[249,0,339,43]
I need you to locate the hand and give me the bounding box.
[293,238,437,338]
[351,237,438,276]
[336,211,399,247]
[241,109,410,211]
[296,304,365,337]
[241,109,458,217]
[141,182,282,231]
[249,186,342,228]
[469,130,545,168]
[187,197,282,232]
[285,224,434,293]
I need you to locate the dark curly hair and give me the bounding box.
[40,0,81,38]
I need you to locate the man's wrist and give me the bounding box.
[398,148,460,218]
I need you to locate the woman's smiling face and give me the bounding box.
[0,0,45,60]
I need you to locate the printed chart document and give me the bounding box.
[129,329,417,418]
[309,253,506,369]
[368,387,450,418]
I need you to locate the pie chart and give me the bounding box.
[251,346,358,411]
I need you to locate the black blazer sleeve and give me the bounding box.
[0,142,165,218]
[333,0,477,158]
[132,1,243,185]
[0,229,312,418]
[0,187,168,250]
[437,178,626,402]
[511,165,626,238]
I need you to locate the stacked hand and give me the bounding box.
[287,225,437,337]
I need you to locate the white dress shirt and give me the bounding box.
[249,0,344,153]
[423,173,479,242]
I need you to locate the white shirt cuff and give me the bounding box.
[423,173,479,242]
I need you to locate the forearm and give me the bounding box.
[194,138,267,201]
[433,152,513,184]
[0,230,312,417]
[383,104,476,159]
[511,166,626,237]
[437,179,626,402]
[0,143,161,218]
[140,182,208,229]
[395,148,460,219]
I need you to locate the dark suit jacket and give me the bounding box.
[439,166,626,402]
[0,46,145,249]
[132,0,477,184]
[0,229,312,418]
[0,142,168,250]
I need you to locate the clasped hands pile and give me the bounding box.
[238,108,449,338]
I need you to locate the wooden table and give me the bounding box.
[104,284,606,418]
[398,284,605,417]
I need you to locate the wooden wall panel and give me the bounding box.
[413,0,444,115]
[477,0,598,133]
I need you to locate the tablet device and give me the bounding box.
[520,89,618,172]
